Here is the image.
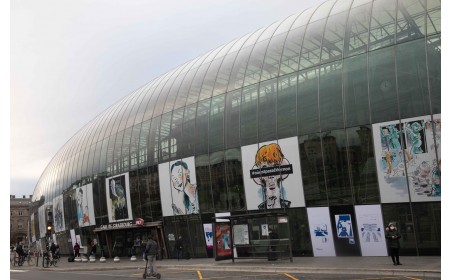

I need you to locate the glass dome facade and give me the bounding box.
[31,0,440,258]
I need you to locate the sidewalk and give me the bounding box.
[14,255,441,278]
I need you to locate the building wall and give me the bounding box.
[10,195,32,245]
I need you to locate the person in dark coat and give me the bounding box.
[385,223,402,265]
[175,235,183,260]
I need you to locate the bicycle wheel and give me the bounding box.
[27,256,35,266]
[13,256,19,267]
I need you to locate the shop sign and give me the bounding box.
[97,221,134,230]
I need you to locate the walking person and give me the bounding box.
[145,235,159,277]
[73,242,80,258]
[385,223,402,265]
[175,235,183,260]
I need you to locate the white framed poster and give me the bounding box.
[307,207,336,256]
[241,137,305,210]
[76,183,96,227]
[106,172,133,222]
[158,156,199,216]
[355,205,387,256]
[38,205,46,238]
[203,224,213,249]
[52,194,65,232]
[373,115,441,203]
[233,224,249,245]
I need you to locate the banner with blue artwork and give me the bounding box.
[355,205,387,256]
[307,207,336,256]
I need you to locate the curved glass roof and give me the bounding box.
[33,0,440,201]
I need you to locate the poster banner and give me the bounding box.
[203,224,213,249]
[106,172,133,223]
[355,205,387,256]
[307,207,336,256]
[373,115,441,203]
[38,205,46,238]
[31,214,36,242]
[335,214,354,239]
[241,136,305,210]
[158,156,199,216]
[214,222,233,261]
[76,183,96,227]
[52,194,65,232]
[233,224,250,245]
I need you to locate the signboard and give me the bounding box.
[355,205,387,256]
[307,207,336,256]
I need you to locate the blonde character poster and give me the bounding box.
[158,156,199,216]
[241,137,305,210]
[105,173,133,223]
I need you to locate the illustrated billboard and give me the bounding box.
[105,173,133,223]
[307,207,336,256]
[52,194,66,232]
[76,183,96,227]
[373,115,441,203]
[355,205,387,256]
[38,205,46,238]
[158,156,199,216]
[241,137,305,210]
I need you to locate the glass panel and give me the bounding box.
[181,103,197,158]
[133,82,158,125]
[120,127,132,171]
[212,51,239,96]
[141,79,167,122]
[382,203,417,255]
[396,38,430,119]
[225,89,241,149]
[260,33,289,82]
[347,126,380,204]
[298,67,320,135]
[150,73,176,118]
[147,117,160,166]
[426,0,441,35]
[240,85,258,146]
[210,151,227,212]
[242,28,265,48]
[277,73,298,139]
[209,95,225,153]
[319,61,344,131]
[195,99,210,155]
[256,21,280,43]
[158,112,172,163]
[426,35,440,114]
[299,134,327,206]
[343,53,370,127]
[286,208,313,256]
[243,39,271,87]
[173,68,197,109]
[201,59,223,100]
[299,19,326,70]
[322,129,352,205]
[148,165,162,220]
[291,7,315,29]
[412,202,440,255]
[369,0,397,51]
[162,72,187,114]
[129,124,141,171]
[344,3,371,58]
[224,148,246,211]
[396,0,426,44]
[321,11,348,64]
[279,26,306,76]
[329,0,352,16]
[126,87,149,129]
[309,0,336,23]
[170,108,184,160]
[258,79,277,142]
[368,46,398,123]
[186,63,211,106]
[129,170,141,218]
[196,154,213,213]
[227,46,253,92]
[273,13,298,36]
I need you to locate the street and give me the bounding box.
[11,268,429,280]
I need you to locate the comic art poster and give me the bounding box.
[241,137,305,210]
[52,194,65,232]
[355,205,387,256]
[106,173,133,223]
[335,214,354,239]
[307,207,336,256]
[158,156,199,217]
[373,115,441,203]
[214,223,232,260]
[75,183,96,227]
[38,205,47,238]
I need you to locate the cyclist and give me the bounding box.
[15,242,26,265]
[50,242,57,259]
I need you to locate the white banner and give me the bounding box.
[241,137,305,210]
[30,214,36,242]
[53,194,66,232]
[106,173,133,223]
[355,205,387,256]
[76,183,96,227]
[38,205,46,238]
[307,207,336,256]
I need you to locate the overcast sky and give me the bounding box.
[10,0,328,197]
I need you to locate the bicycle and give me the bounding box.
[26,252,35,266]
[49,254,59,267]
[13,253,25,266]
[42,251,50,268]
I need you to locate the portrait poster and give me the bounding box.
[307,207,336,256]
[158,156,199,217]
[203,224,213,249]
[214,222,232,261]
[355,205,387,256]
[31,214,36,242]
[52,194,66,232]
[76,183,96,227]
[241,136,305,210]
[105,172,133,223]
[38,205,46,238]
[373,115,441,203]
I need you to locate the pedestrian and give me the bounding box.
[141,239,147,261]
[385,223,402,265]
[268,228,279,261]
[90,240,97,257]
[145,235,159,277]
[50,242,57,259]
[175,235,183,260]
[73,242,80,257]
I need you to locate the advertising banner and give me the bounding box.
[76,183,96,227]
[52,194,65,232]
[38,205,46,238]
[307,207,336,256]
[241,137,305,210]
[158,156,199,216]
[355,205,387,256]
[106,173,133,223]
[214,222,233,261]
[203,224,213,249]
[31,214,36,242]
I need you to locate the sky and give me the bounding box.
[9,0,326,197]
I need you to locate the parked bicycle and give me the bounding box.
[42,250,59,268]
[12,252,25,266]
[25,251,35,266]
